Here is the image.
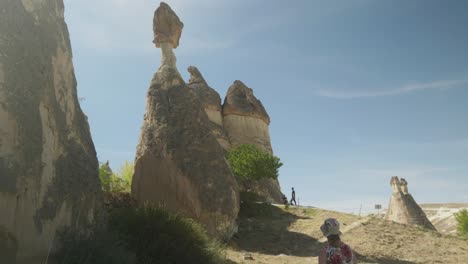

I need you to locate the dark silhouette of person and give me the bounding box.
[290,187,297,206]
[281,193,288,205]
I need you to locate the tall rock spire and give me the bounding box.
[385,176,436,230]
[0,0,103,262]
[132,2,239,240]
[222,80,283,203]
[187,66,231,150]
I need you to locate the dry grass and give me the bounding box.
[227,204,468,264]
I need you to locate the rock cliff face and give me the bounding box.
[223,81,271,152]
[385,177,436,230]
[131,2,239,240]
[0,0,102,262]
[222,81,283,203]
[187,66,231,150]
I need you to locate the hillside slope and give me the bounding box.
[227,204,468,263]
[421,203,468,235]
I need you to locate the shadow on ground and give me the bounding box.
[230,202,321,257]
[356,252,417,264]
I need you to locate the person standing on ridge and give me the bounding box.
[319,218,358,264]
[290,187,297,206]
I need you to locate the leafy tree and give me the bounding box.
[228,144,283,185]
[98,161,134,193]
[111,161,134,193]
[455,209,468,237]
[99,161,113,192]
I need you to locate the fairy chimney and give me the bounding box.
[132,2,239,240]
[385,177,436,230]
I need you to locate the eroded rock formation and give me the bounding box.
[153,2,183,68]
[132,2,239,240]
[0,0,102,262]
[385,177,436,230]
[187,66,231,150]
[222,81,283,203]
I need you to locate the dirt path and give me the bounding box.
[226,204,468,264]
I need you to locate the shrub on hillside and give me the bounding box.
[54,205,227,264]
[228,144,282,185]
[55,228,136,264]
[455,209,468,238]
[109,205,226,264]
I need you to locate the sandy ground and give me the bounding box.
[420,203,468,235]
[226,204,468,264]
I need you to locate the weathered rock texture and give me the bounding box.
[385,177,436,230]
[132,2,239,240]
[222,81,283,203]
[187,66,231,150]
[152,2,183,49]
[0,0,102,262]
[153,2,183,68]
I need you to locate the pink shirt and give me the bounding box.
[319,243,356,264]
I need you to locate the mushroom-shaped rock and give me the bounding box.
[222,81,282,203]
[132,4,239,240]
[385,177,436,230]
[153,2,183,48]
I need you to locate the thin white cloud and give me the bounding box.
[64,0,237,55]
[64,0,287,56]
[316,79,467,99]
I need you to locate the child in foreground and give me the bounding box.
[319,218,358,264]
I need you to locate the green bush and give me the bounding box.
[228,144,282,185]
[99,161,134,193]
[55,228,136,264]
[238,193,275,218]
[55,205,227,264]
[455,209,468,237]
[109,205,226,264]
[99,161,113,192]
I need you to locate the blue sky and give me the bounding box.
[64,0,468,213]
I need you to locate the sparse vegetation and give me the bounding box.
[110,205,226,264]
[55,228,136,264]
[302,207,317,217]
[98,162,113,192]
[55,205,227,264]
[239,199,276,219]
[455,209,468,238]
[98,161,134,193]
[228,144,282,186]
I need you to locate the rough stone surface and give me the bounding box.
[0,0,103,262]
[187,66,231,150]
[222,81,283,203]
[132,4,239,240]
[223,80,270,126]
[152,2,183,48]
[385,177,436,230]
